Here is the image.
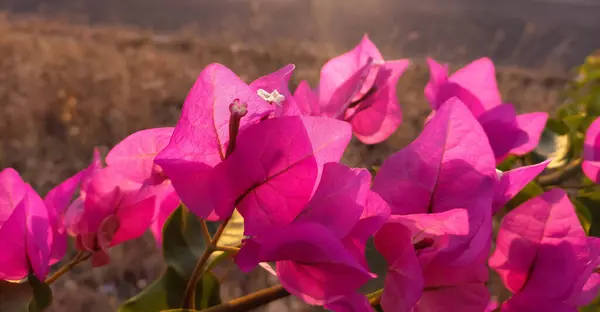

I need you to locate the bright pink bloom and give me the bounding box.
[250,64,300,117]
[583,117,600,182]
[154,63,274,220]
[489,189,600,311]
[425,58,548,162]
[0,168,52,280]
[372,99,497,310]
[106,127,180,245]
[294,34,410,144]
[492,160,550,214]
[235,163,388,307]
[48,151,156,267]
[210,116,352,234]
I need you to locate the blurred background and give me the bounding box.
[0,0,598,311]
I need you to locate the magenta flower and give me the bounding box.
[154,63,274,220]
[208,115,352,233]
[106,127,180,245]
[583,117,600,182]
[425,58,548,162]
[489,189,600,311]
[294,34,410,144]
[47,151,156,267]
[235,163,389,307]
[372,99,497,310]
[0,168,52,280]
[250,64,301,117]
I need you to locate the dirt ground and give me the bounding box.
[0,13,575,311]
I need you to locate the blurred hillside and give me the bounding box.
[0,0,598,70]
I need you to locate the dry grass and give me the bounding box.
[0,13,574,311]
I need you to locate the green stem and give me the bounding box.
[181,217,231,309]
[199,284,290,312]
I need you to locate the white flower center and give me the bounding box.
[257,89,285,106]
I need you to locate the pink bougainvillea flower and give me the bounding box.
[324,292,374,312]
[154,63,274,220]
[372,99,497,310]
[210,116,352,234]
[492,160,550,214]
[106,127,180,245]
[0,168,52,280]
[293,34,410,144]
[489,189,600,311]
[48,151,156,267]
[250,64,301,117]
[235,163,388,307]
[583,117,600,182]
[425,58,548,162]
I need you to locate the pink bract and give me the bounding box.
[425,58,548,162]
[583,117,600,182]
[0,168,52,280]
[489,189,600,311]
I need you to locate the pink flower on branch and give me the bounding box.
[0,168,52,281]
[294,35,410,144]
[235,163,389,307]
[106,127,180,245]
[425,58,548,162]
[489,189,600,311]
[583,117,600,182]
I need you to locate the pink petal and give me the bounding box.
[324,293,374,312]
[477,103,520,162]
[418,283,491,312]
[0,168,28,280]
[294,163,370,239]
[492,160,550,214]
[217,116,351,235]
[148,185,180,246]
[250,64,300,117]
[448,57,502,110]
[573,237,600,306]
[293,80,319,116]
[24,184,52,280]
[106,127,174,184]
[110,195,156,246]
[424,58,449,109]
[374,222,424,312]
[155,63,273,218]
[489,189,589,297]
[44,171,83,264]
[372,98,496,217]
[348,59,410,144]
[583,117,600,182]
[509,112,549,156]
[318,35,383,118]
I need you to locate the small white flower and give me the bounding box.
[257,88,285,106]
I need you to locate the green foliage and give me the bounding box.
[505,182,544,211]
[0,274,52,312]
[119,205,222,312]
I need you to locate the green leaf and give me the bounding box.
[505,182,544,211]
[27,274,52,312]
[360,239,387,294]
[496,155,517,172]
[576,191,600,237]
[573,198,593,234]
[546,118,569,135]
[119,205,224,311]
[119,269,220,312]
[0,281,32,312]
[562,114,586,132]
[534,129,570,169]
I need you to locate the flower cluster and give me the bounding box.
[1,35,599,312]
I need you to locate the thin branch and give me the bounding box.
[45,251,92,284]
[199,284,290,312]
[537,158,583,186]
[200,220,212,245]
[214,245,240,254]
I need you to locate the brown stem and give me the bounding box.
[181,217,232,309]
[537,158,582,186]
[214,245,240,254]
[45,251,92,284]
[200,220,212,245]
[199,285,290,312]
